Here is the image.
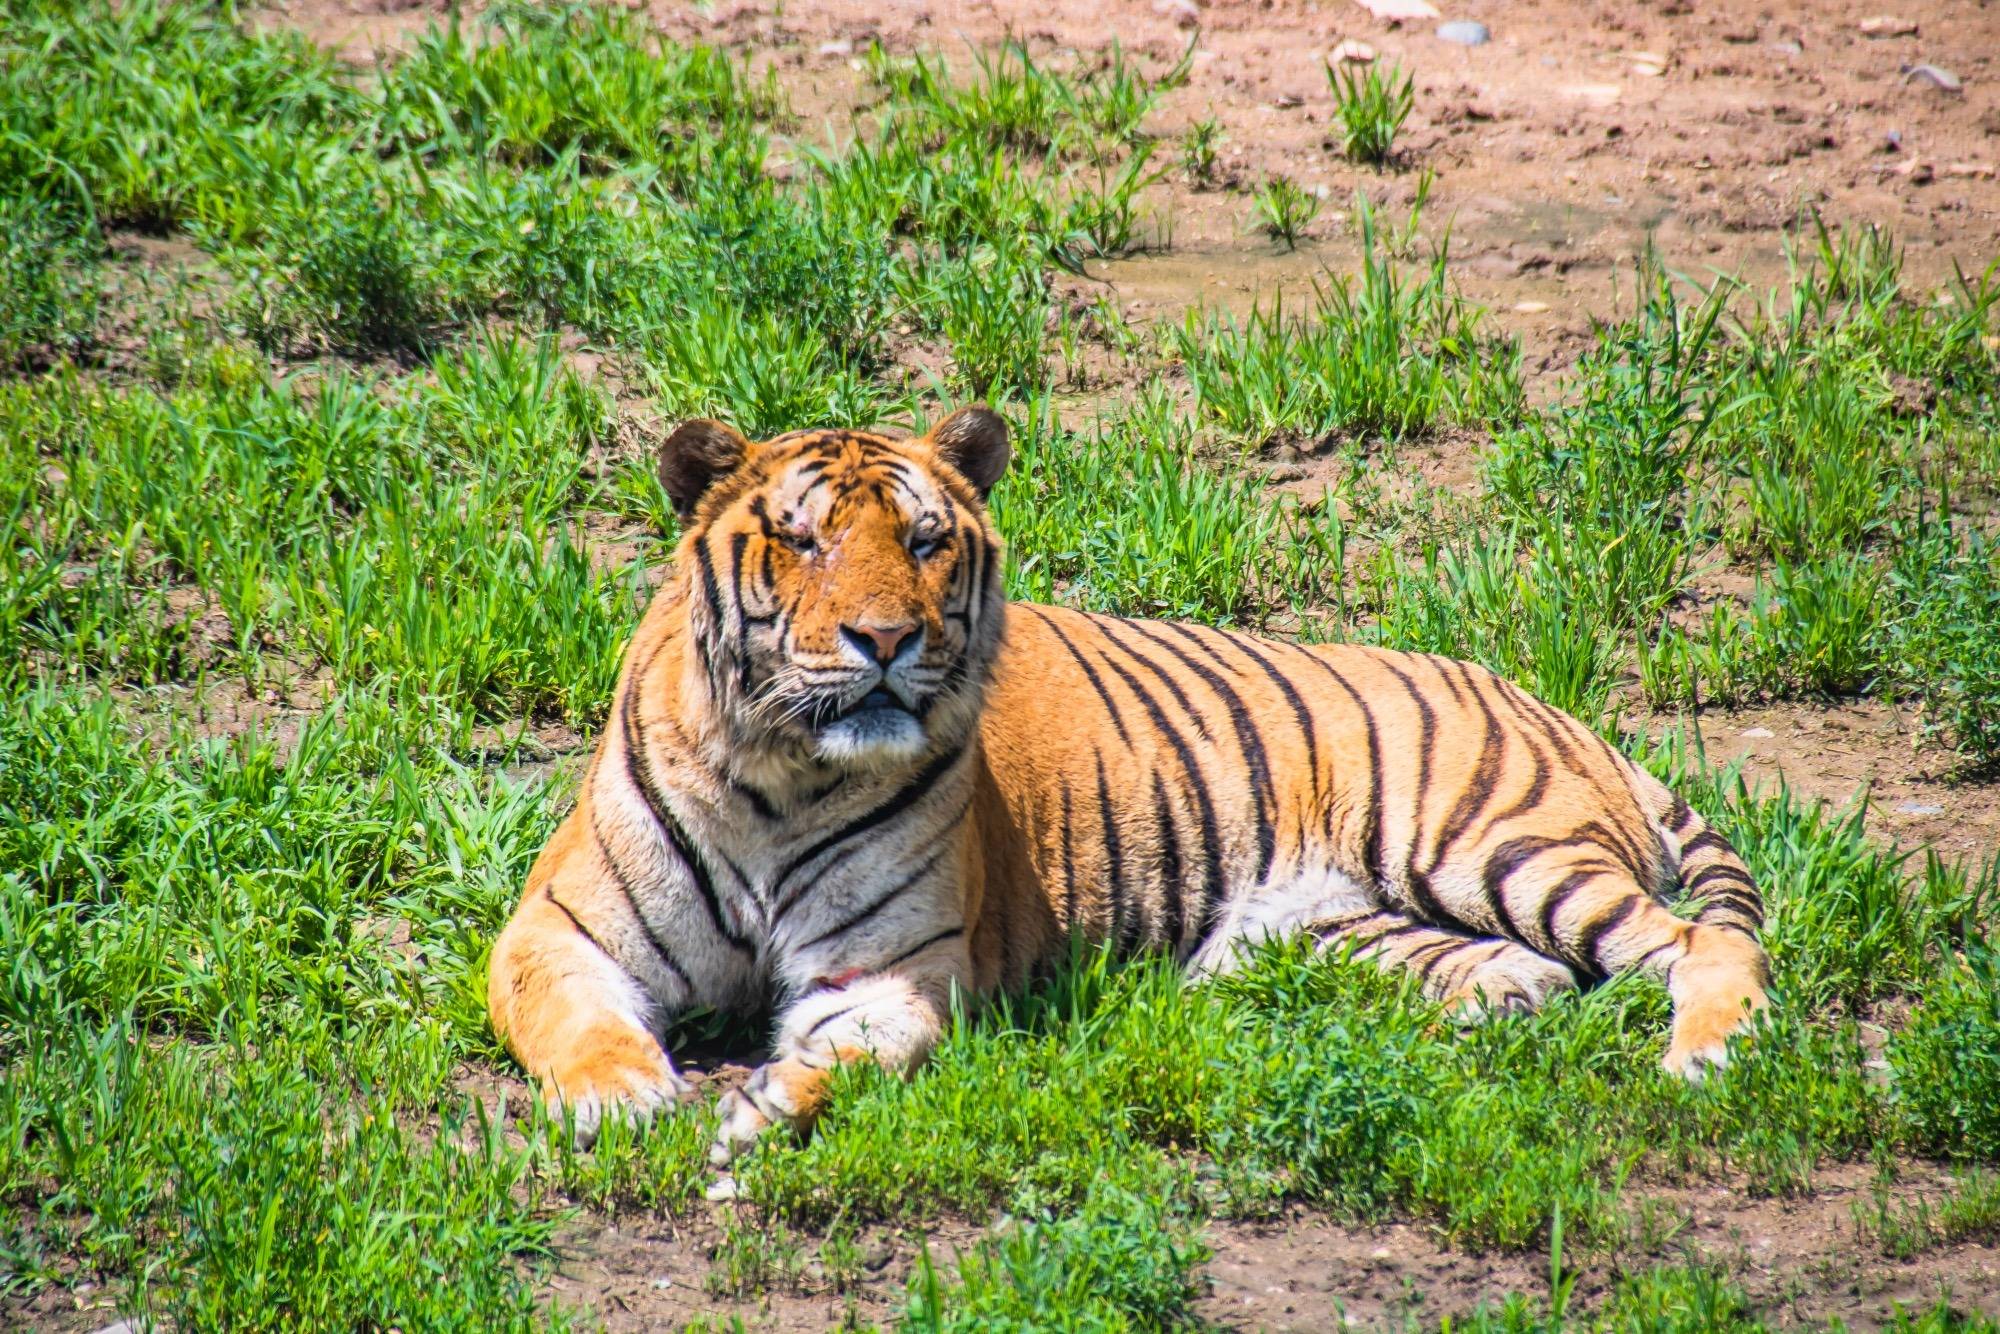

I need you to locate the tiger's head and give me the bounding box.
[657,406,1011,774]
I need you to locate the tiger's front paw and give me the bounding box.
[706,1057,831,1167]
[542,1032,693,1148]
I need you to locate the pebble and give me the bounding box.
[1154,0,1203,29]
[1859,15,1919,37]
[1902,63,1963,92]
[1562,83,1623,106]
[649,1276,674,1290]
[1895,801,1945,816]
[815,39,853,57]
[1739,726,1775,739]
[704,1175,741,1202]
[1354,0,1440,20]
[1436,19,1490,46]
[91,1324,141,1334]
[1512,300,1551,313]
[1768,39,1805,55]
[1329,38,1378,63]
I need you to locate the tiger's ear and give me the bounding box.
[658,419,752,520]
[925,405,1011,499]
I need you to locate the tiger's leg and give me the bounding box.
[1511,857,1769,1077]
[1188,875,1579,1015]
[488,884,693,1147]
[709,931,966,1168]
[1315,909,1580,1017]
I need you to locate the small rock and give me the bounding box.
[1512,300,1550,313]
[704,1175,741,1202]
[1631,61,1665,77]
[1370,1246,1393,1261]
[1266,463,1308,483]
[1895,801,1945,816]
[1436,19,1490,46]
[1154,0,1202,29]
[1768,39,1804,55]
[1883,128,1905,152]
[815,39,853,57]
[1329,38,1378,63]
[1562,83,1623,106]
[1272,91,1305,109]
[649,1276,673,1291]
[1739,727,1775,739]
[1354,0,1441,20]
[1902,63,1963,93]
[1944,161,1997,178]
[92,1324,141,1334]
[1859,15,1919,37]
[1719,24,1760,44]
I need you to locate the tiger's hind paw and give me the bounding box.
[1662,996,1765,1082]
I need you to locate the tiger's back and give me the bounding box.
[486,409,1769,1166]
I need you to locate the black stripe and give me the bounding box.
[693,536,730,691]
[590,819,693,989]
[1151,771,1186,953]
[878,925,964,972]
[545,887,624,970]
[770,743,967,903]
[730,777,780,821]
[1369,920,1441,943]
[729,529,754,690]
[1682,863,1757,894]
[805,1000,862,1039]
[1575,896,1640,975]
[1424,660,1508,875]
[619,678,752,954]
[1206,626,1321,798]
[1289,648,1384,886]
[1110,617,1278,882]
[1537,869,1600,955]
[795,847,950,954]
[1076,619,1229,942]
[1499,676,1584,768]
[1480,834,1569,941]
[1377,657,1446,921]
[1679,829,1733,859]
[1059,780,1078,930]
[1096,751,1131,949]
[1666,794,1695,832]
[1415,936,1476,981]
[1033,611,1134,748]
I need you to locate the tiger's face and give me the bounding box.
[658,407,1011,773]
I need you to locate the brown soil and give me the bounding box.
[66,0,1996,1327]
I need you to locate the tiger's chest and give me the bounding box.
[661,753,975,1002]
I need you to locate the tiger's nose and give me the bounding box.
[841,621,918,666]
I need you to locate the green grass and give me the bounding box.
[1327,59,1414,166]
[2,1,1999,1328]
[1180,194,1521,447]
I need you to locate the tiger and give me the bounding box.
[486,406,1770,1166]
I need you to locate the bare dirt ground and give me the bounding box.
[175,0,2000,1326]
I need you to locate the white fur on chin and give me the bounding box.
[814,709,929,767]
